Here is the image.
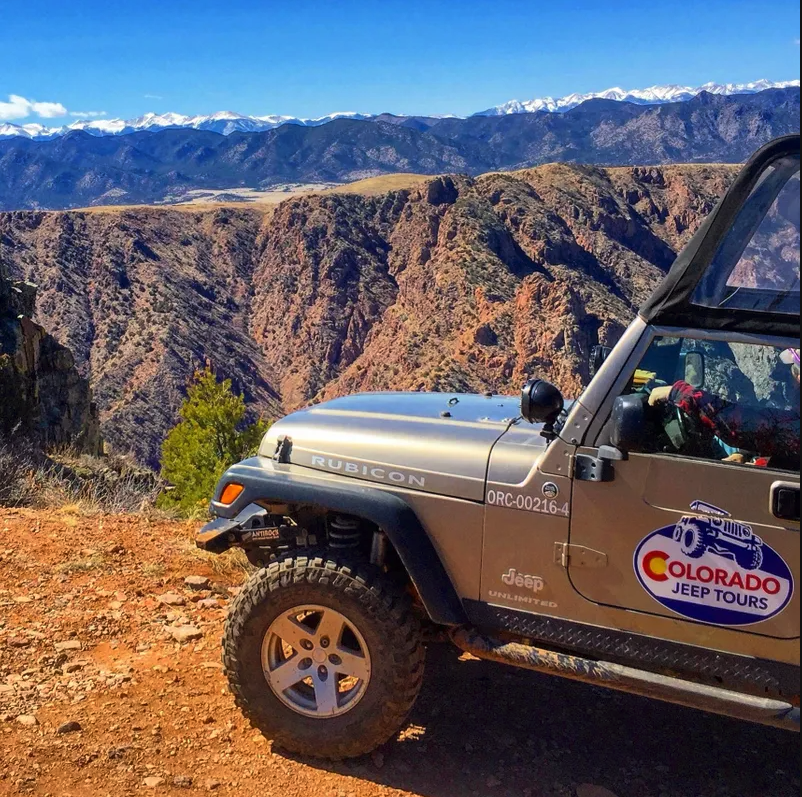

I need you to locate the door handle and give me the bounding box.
[771,481,800,523]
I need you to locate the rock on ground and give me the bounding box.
[169,625,203,644]
[0,507,797,797]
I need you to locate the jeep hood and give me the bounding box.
[258,392,543,502]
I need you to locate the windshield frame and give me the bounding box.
[639,135,801,338]
[692,154,800,316]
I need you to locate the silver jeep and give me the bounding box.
[198,136,801,760]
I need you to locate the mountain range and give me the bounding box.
[477,79,801,115]
[0,163,737,465]
[0,87,798,211]
[1,79,798,141]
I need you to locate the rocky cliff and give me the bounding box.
[0,257,99,451]
[0,163,738,465]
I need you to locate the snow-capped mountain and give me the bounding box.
[0,79,798,141]
[0,110,374,141]
[475,79,801,116]
[0,122,55,139]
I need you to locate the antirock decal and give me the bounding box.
[242,527,281,543]
[635,504,794,627]
[310,456,426,488]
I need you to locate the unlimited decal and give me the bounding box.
[634,502,794,627]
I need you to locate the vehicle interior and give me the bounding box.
[614,336,801,471]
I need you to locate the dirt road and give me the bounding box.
[0,508,797,797]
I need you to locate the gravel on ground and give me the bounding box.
[0,507,798,797]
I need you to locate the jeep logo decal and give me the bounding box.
[634,503,794,627]
[501,568,545,593]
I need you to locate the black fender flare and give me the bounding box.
[203,460,468,627]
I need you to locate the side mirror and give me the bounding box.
[611,394,648,452]
[521,379,564,432]
[590,345,613,378]
[684,351,706,388]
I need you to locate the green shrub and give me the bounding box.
[158,368,269,516]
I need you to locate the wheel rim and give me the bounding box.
[262,604,372,719]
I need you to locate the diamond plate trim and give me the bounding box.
[463,601,799,700]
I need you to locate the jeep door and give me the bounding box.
[569,332,800,641]
[569,137,800,643]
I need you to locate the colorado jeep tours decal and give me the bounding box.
[634,503,794,627]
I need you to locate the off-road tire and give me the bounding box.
[677,520,707,559]
[737,545,764,572]
[223,553,425,760]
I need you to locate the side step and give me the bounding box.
[452,628,800,733]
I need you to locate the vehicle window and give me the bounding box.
[619,336,801,473]
[693,156,800,315]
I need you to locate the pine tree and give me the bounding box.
[159,368,268,515]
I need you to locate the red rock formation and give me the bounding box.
[0,164,737,464]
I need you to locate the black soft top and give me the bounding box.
[640,135,801,338]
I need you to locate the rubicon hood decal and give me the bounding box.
[635,505,794,627]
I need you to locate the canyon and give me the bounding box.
[0,163,737,466]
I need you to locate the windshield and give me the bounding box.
[693,154,801,315]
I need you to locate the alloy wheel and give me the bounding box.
[262,604,372,718]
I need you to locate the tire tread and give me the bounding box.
[223,552,425,760]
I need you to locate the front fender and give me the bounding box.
[200,457,467,627]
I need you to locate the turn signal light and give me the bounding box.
[219,483,245,505]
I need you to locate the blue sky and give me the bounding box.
[1,0,799,123]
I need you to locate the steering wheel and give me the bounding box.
[662,403,693,452]
[642,381,708,454]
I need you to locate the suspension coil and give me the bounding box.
[328,516,361,549]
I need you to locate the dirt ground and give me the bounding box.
[0,507,798,797]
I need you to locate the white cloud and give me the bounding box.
[144,93,164,100]
[31,100,67,118]
[70,111,107,119]
[0,94,68,121]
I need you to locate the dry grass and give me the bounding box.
[56,552,107,574]
[184,544,253,579]
[2,438,250,582]
[0,438,167,516]
[177,519,253,580]
[326,173,432,196]
[0,440,38,507]
[141,562,167,579]
[50,174,435,216]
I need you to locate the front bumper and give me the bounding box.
[196,516,243,554]
[195,456,377,555]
